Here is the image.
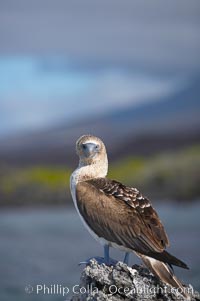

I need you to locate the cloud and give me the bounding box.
[0,57,181,137]
[83,71,178,112]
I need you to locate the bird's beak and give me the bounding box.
[82,143,98,158]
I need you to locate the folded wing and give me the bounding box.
[76,178,188,269]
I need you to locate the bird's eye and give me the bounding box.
[82,144,87,149]
[95,144,100,150]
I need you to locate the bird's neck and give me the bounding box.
[74,157,108,182]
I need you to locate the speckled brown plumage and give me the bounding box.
[76,177,188,269]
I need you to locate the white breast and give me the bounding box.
[70,170,109,246]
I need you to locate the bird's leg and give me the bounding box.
[104,244,110,265]
[123,252,130,265]
[103,245,117,266]
[79,245,117,266]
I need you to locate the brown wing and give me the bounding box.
[76,178,169,256]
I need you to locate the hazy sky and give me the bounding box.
[1,0,199,71]
[0,0,199,137]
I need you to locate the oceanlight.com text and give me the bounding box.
[25,283,193,298]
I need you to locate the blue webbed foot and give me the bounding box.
[79,256,105,265]
[79,256,117,266]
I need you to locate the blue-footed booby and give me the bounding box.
[70,135,189,296]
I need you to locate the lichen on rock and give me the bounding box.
[71,259,200,301]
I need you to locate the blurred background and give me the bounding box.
[0,0,200,300]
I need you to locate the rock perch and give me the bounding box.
[71,259,200,301]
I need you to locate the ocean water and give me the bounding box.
[0,203,199,301]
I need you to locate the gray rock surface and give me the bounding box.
[71,259,200,301]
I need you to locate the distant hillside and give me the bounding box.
[0,144,199,206]
[0,75,200,166]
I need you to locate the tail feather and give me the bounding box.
[137,253,191,300]
[149,250,189,269]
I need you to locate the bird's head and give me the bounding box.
[75,135,108,178]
